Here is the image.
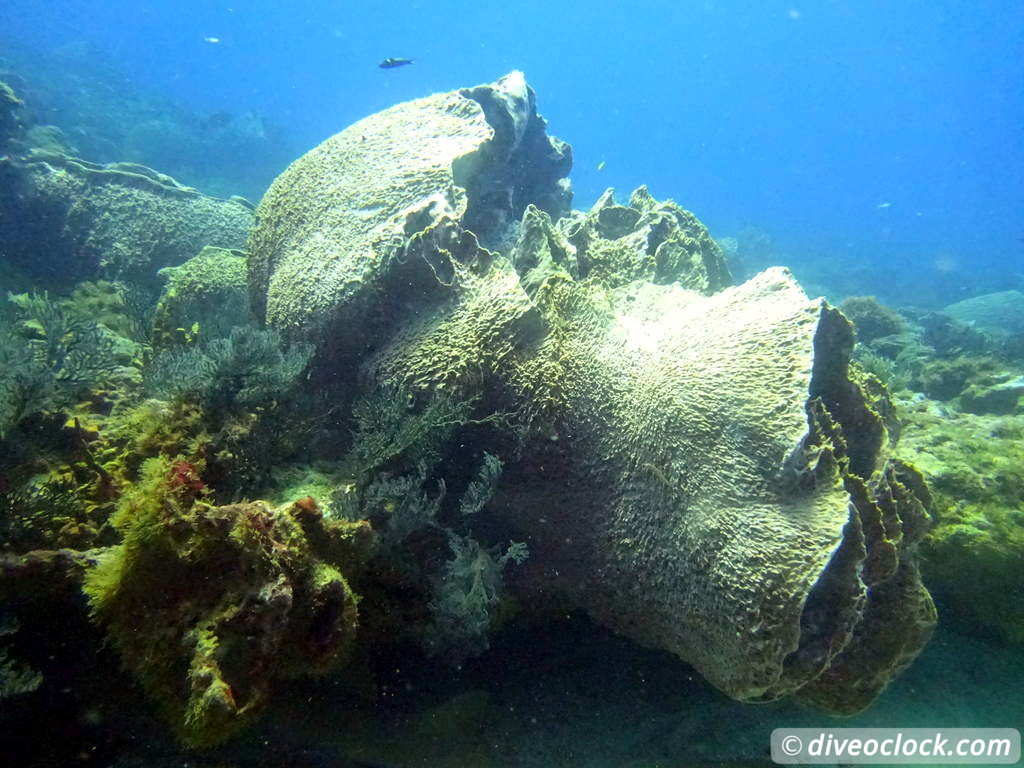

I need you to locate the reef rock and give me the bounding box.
[153,244,251,345]
[0,79,25,147]
[943,290,1024,336]
[249,73,935,715]
[898,400,1024,642]
[0,151,253,288]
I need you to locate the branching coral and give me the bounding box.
[334,388,527,663]
[0,476,94,551]
[348,385,477,478]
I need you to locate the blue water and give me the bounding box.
[3,0,1022,290]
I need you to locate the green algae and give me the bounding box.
[83,456,373,748]
[897,398,1024,642]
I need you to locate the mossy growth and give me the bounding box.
[152,246,250,347]
[83,455,375,748]
[839,295,905,343]
[909,355,999,401]
[66,280,155,346]
[896,400,1024,642]
[0,80,24,141]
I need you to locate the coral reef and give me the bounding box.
[83,457,374,747]
[0,79,25,146]
[839,295,905,343]
[943,290,1024,336]
[0,151,253,288]
[0,45,292,200]
[959,374,1024,415]
[14,69,1017,760]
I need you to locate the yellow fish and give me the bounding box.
[596,160,606,171]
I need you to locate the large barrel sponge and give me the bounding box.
[367,252,936,712]
[498,268,934,711]
[247,71,571,360]
[248,75,935,713]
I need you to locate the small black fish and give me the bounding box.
[379,57,413,69]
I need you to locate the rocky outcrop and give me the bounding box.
[898,399,1024,643]
[943,290,1024,336]
[83,470,374,749]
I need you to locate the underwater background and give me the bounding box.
[1,1,1022,767]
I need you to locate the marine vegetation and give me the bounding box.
[898,399,1024,643]
[332,387,528,664]
[0,291,119,438]
[145,325,312,414]
[425,531,529,662]
[142,325,318,497]
[839,294,905,343]
[82,455,374,748]
[0,615,42,699]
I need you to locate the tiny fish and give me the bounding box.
[596,160,606,171]
[876,201,892,209]
[379,57,414,69]
[203,36,221,44]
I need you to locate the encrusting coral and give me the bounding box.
[0,151,253,287]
